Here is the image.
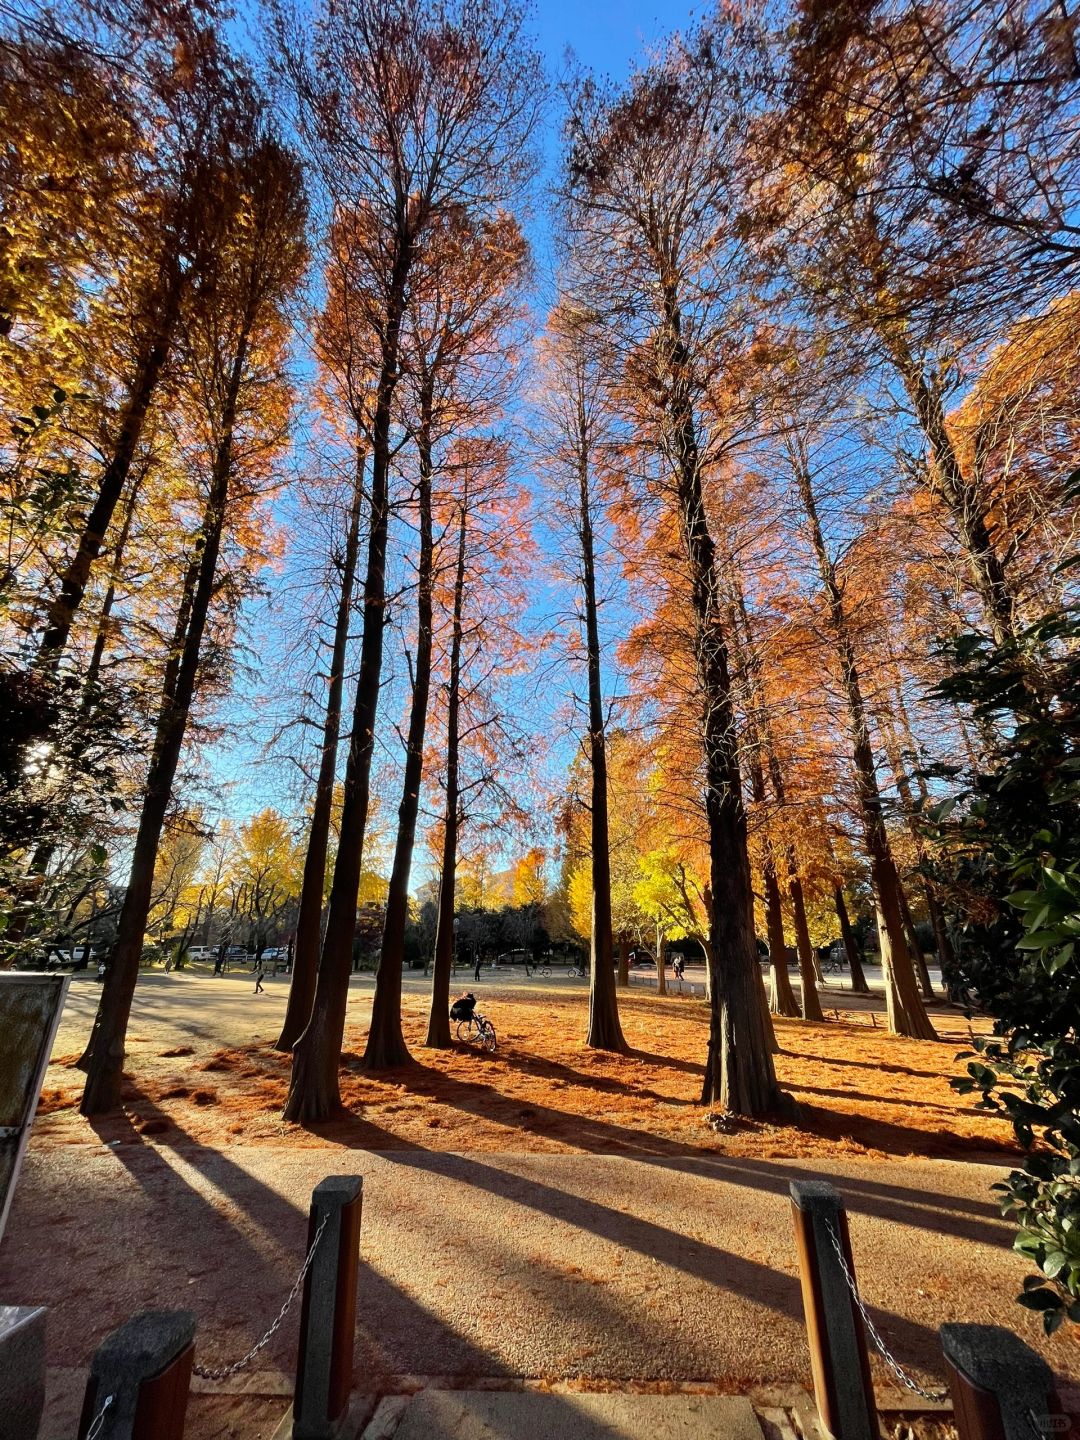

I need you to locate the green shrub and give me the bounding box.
[926,609,1080,1333]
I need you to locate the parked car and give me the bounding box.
[495,949,529,967]
[629,949,656,969]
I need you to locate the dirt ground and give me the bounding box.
[12,974,1077,1440]
[35,974,1015,1161]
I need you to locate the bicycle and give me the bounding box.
[456,1010,497,1052]
[567,964,585,978]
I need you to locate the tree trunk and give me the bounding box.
[889,684,959,979]
[792,450,937,1041]
[83,464,145,702]
[886,337,1018,649]
[925,884,956,985]
[834,886,870,994]
[284,252,411,1124]
[897,880,935,1000]
[80,324,246,1115]
[656,934,667,997]
[37,263,184,666]
[616,936,630,988]
[363,391,437,1070]
[754,955,779,1053]
[789,866,824,1022]
[724,574,798,1022]
[276,448,365,1051]
[765,863,798,1015]
[578,403,627,1052]
[425,499,467,1049]
[658,280,781,1116]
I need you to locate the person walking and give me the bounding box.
[253,956,265,994]
[473,951,482,983]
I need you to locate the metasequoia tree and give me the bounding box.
[81,127,307,1112]
[364,208,527,1069]
[275,444,366,1051]
[276,196,385,1052]
[534,301,627,1051]
[723,568,802,1019]
[564,20,785,1114]
[752,7,1080,658]
[425,438,532,1044]
[783,2,1080,308]
[277,0,539,1120]
[35,21,257,665]
[772,410,937,1041]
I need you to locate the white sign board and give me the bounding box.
[0,974,68,1244]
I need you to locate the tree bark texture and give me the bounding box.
[887,337,1018,649]
[727,579,799,1022]
[789,865,824,1023]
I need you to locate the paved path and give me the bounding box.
[381,1392,765,1440]
[3,1145,1077,1437]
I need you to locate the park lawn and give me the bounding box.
[33,985,1018,1160]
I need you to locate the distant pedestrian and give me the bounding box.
[253,957,265,994]
[473,953,482,983]
[673,956,685,982]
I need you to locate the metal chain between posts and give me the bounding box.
[824,1217,949,1403]
[85,1393,115,1440]
[193,1214,329,1382]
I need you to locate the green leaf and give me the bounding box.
[1045,945,1075,975]
[1017,1288,1060,1311]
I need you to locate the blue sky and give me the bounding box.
[531,0,696,79]
[199,0,702,860]
[198,0,714,887]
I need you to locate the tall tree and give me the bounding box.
[780,419,937,1040]
[425,438,529,1044]
[276,447,366,1051]
[565,21,785,1113]
[426,488,469,1047]
[34,23,256,665]
[537,303,627,1051]
[364,209,527,1068]
[279,0,540,1120]
[80,128,307,1113]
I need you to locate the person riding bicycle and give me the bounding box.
[450,992,477,1023]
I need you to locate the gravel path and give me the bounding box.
[3,1144,1077,1436]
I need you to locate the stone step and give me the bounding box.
[378,1390,765,1440]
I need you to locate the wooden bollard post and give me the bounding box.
[941,1324,1071,1440]
[790,1180,876,1440]
[0,1305,46,1439]
[292,1175,363,1440]
[77,1310,196,1440]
